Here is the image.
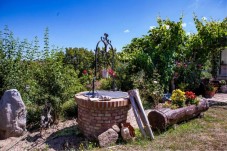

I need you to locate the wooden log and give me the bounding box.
[129,96,147,137]
[128,89,154,140]
[147,99,209,130]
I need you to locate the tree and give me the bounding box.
[193,16,227,77]
[118,15,227,100]
[64,47,94,75]
[120,17,187,92]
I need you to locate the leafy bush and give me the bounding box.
[220,80,226,86]
[99,78,112,90]
[0,27,84,127]
[174,62,203,91]
[62,99,78,118]
[117,68,163,107]
[26,105,42,130]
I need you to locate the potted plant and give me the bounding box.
[220,80,227,93]
[203,83,216,98]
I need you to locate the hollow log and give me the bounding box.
[147,99,209,130]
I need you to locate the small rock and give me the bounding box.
[112,125,120,133]
[120,123,135,141]
[98,128,118,147]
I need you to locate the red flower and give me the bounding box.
[107,68,117,78]
[108,68,114,75]
[82,69,88,75]
[185,91,196,100]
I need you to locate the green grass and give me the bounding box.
[95,106,227,151]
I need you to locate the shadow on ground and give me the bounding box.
[24,125,90,150]
[44,125,86,150]
[208,100,227,107]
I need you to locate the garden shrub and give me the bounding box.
[26,105,42,130]
[34,55,84,123]
[132,71,159,105]
[116,68,163,107]
[62,99,78,118]
[174,62,203,91]
[113,61,133,91]
[99,78,112,90]
[0,27,84,127]
[79,69,93,90]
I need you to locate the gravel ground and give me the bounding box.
[0,119,80,151]
[0,109,146,151]
[126,108,152,128]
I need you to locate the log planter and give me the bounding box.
[147,99,209,130]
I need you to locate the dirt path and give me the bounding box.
[0,109,140,151]
[0,119,85,151]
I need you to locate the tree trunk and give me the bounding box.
[147,99,209,130]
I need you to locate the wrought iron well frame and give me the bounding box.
[92,33,116,96]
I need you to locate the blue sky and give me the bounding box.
[0,0,226,51]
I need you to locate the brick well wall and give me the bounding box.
[75,92,131,140]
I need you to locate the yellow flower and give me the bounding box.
[170,89,186,107]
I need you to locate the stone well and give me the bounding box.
[75,91,131,140]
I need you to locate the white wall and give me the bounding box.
[221,48,227,64]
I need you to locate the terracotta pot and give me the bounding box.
[204,90,215,98]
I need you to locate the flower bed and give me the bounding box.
[148,89,209,130]
[163,89,199,109]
